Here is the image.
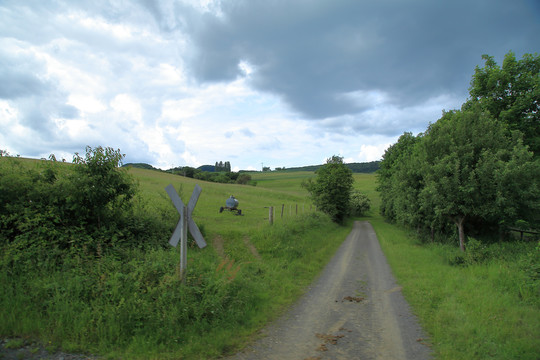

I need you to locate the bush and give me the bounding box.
[0,147,170,267]
[70,146,136,231]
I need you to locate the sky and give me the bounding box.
[1,0,539,171]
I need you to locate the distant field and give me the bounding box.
[127,167,319,236]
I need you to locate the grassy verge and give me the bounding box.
[352,173,539,359]
[369,216,539,360]
[1,213,349,359]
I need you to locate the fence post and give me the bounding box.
[269,206,274,225]
[281,204,284,218]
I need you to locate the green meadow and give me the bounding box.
[1,160,538,359]
[1,161,350,359]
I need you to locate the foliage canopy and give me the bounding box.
[0,146,168,265]
[378,52,540,251]
[468,51,540,156]
[303,155,354,223]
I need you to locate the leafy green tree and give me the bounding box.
[236,173,252,185]
[377,132,426,227]
[468,51,540,155]
[303,155,353,223]
[419,106,540,251]
[181,166,197,178]
[377,52,540,250]
[349,190,371,216]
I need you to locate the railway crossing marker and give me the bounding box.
[165,184,207,282]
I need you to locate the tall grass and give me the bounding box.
[370,216,539,360]
[1,163,349,359]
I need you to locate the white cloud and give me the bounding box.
[68,95,106,114]
[110,94,142,120]
[357,143,391,162]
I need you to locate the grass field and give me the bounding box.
[1,161,538,359]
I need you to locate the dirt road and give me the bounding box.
[228,221,432,360]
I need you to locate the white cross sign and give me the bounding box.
[165,184,207,248]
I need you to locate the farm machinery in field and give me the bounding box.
[219,195,242,215]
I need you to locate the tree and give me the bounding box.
[303,155,353,223]
[214,161,232,172]
[377,132,421,223]
[181,166,197,178]
[349,190,371,216]
[468,52,540,155]
[377,52,540,250]
[419,106,540,251]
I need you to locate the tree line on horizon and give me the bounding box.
[123,160,381,174]
[377,51,539,251]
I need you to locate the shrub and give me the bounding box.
[236,174,252,185]
[0,146,170,267]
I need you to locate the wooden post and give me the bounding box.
[281,204,284,218]
[269,206,274,225]
[180,205,188,283]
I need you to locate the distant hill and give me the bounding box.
[123,163,217,173]
[347,161,381,173]
[123,161,380,174]
[123,163,162,171]
[197,165,215,172]
[280,161,380,173]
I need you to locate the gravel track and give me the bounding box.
[2,221,431,360]
[227,221,432,360]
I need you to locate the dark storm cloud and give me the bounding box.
[183,0,540,120]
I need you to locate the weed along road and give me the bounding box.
[228,221,432,360]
